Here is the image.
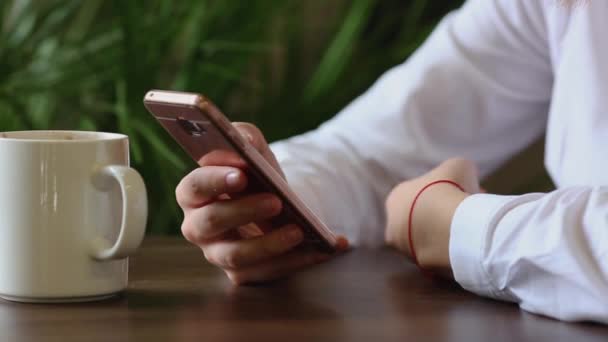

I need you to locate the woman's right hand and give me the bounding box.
[175,122,347,285]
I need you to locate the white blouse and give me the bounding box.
[271,0,608,323]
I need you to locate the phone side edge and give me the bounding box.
[198,101,339,251]
[143,90,339,252]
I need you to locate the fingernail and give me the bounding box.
[337,236,350,250]
[225,171,241,187]
[286,226,303,243]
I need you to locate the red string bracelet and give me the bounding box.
[408,180,465,276]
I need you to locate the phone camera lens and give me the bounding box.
[178,117,207,136]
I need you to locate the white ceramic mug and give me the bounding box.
[0,131,147,303]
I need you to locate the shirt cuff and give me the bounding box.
[449,193,518,302]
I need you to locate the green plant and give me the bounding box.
[0,0,462,234]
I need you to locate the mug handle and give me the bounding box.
[90,165,148,260]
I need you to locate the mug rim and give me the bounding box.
[0,130,127,143]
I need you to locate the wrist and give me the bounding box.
[412,184,469,278]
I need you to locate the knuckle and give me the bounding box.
[226,271,247,285]
[222,249,243,269]
[181,219,199,243]
[181,217,204,244]
[201,209,221,228]
[175,179,190,206]
[189,177,202,195]
[175,186,183,206]
[203,249,220,266]
[181,214,213,245]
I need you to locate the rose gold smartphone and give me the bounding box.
[143,90,338,253]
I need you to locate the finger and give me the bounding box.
[225,249,332,285]
[181,193,282,243]
[336,235,350,251]
[176,166,248,209]
[203,224,304,269]
[232,122,285,178]
[236,223,265,239]
[197,149,247,168]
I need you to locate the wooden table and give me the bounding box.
[1,237,606,341]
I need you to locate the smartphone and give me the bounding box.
[143,90,338,253]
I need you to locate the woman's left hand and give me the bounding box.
[384,158,482,277]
